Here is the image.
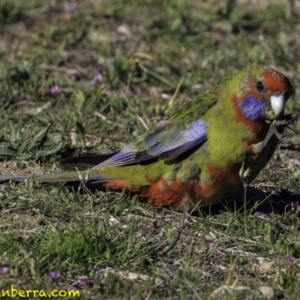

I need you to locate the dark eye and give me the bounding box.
[256,80,264,92]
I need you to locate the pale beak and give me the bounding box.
[270,94,285,118]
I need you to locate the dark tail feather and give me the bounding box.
[0,175,28,182]
[59,153,117,171]
[0,170,110,186]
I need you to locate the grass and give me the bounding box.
[0,0,300,299]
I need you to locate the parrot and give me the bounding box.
[0,66,295,211]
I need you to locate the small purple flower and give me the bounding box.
[64,4,77,13]
[49,271,61,280]
[0,267,9,275]
[76,276,89,286]
[68,285,77,290]
[49,85,59,94]
[90,73,103,85]
[287,256,296,262]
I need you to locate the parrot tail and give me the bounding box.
[0,170,109,186]
[0,167,145,193]
[0,153,119,185]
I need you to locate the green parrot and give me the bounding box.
[0,66,295,211]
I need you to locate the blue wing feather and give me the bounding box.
[93,119,207,169]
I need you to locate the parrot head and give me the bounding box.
[234,66,292,122]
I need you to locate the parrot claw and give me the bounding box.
[239,162,251,185]
[256,113,298,153]
[274,131,286,141]
[270,113,298,141]
[250,142,264,154]
[250,114,297,155]
[271,113,298,132]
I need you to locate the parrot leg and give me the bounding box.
[243,113,298,184]
[251,113,298,155]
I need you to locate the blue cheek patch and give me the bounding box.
[239,95,266,121]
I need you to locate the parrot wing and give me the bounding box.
[91,118,208,170]
[91,86,220,169]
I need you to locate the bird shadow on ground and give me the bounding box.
[203,186,300,216]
